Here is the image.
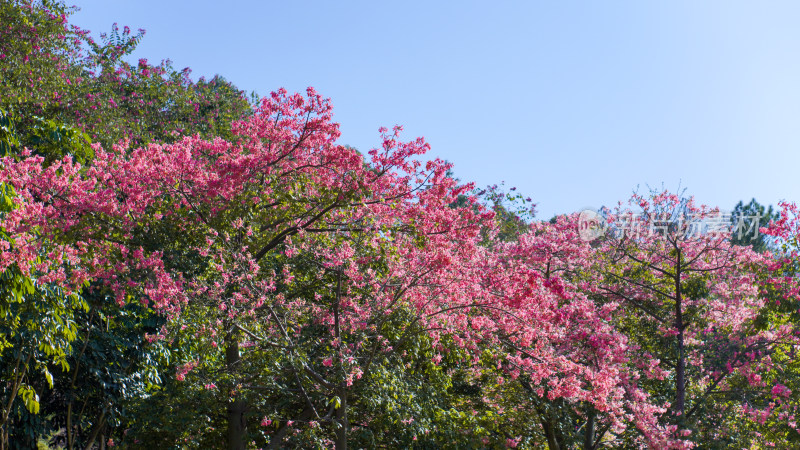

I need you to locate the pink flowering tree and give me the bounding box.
[0,86,503,448]
[752,199,800,444]
[590,191,800,446]
[471,214,683,449]
[4,6,799,444]
[0,2,254,444]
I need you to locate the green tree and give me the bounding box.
[0,2,253,446]
[0,110,91,450]
[730,199,779,253]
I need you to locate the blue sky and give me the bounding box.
[71,1,800,219]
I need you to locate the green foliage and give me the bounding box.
[0,108,93,165]
[0,104,91,446]
[0,1,251,444]
[730,199,780,253]
[0,0,254,151]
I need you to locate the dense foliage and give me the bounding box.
[2,2,800,449]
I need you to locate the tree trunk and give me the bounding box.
[334,389,348,450]
[583,407,596,450]
[676,327,686,416]
[228,399,247,450]
[540,418,561,450]
[675,263,686,418]
[333,271,348,450]
[534,401,561,450]
[1,352,32,450]
[68,318,93,450]
[83,411,106,450]
[226,336,246,450]
[267,407,314,449]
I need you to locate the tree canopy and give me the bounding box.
[2,2,800,449]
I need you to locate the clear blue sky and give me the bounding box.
[71,1,800,219]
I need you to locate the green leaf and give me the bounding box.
[20,386,40,414]
[43,367,54,389]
